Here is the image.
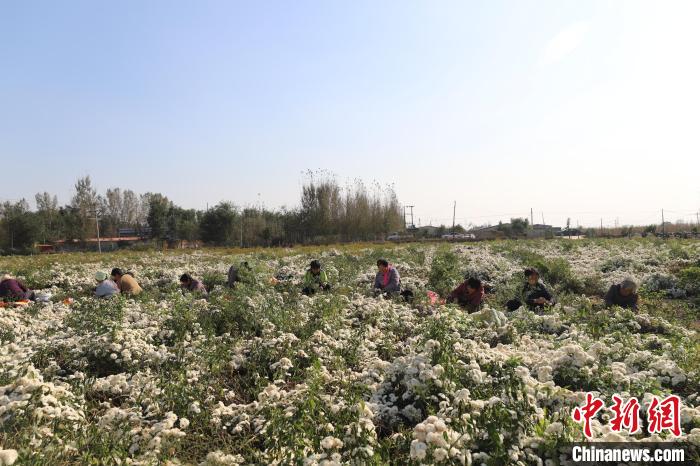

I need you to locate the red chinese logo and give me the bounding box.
[573,393,682,438]
[610,395,640,434]
[572,393,605,438]
[647,395,681,436]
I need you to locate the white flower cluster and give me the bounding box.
[0,240,697,464]
[410,416,469,464]
[0,449,18,466]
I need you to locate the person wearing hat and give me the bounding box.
[447,276,485,312]
[111,268,143,295]
[302,260,331,296]
[605,278,639,310]
[520,268,555,311]
[95,271,120,298]
[0,274,36,302]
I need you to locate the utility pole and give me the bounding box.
[541,212,545,225]
[600,218,603,237]
[240,211,244,248]
[451,201,457,236]
[404,205,415,229]
[661,208,665,238]
[93,208,102,254]
[530,208,534,226]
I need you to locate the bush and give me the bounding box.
[678,266,700,296]
[202,271,226,291]
[427,249,463,296]
[507,248,583,293]
[600,257,632,273]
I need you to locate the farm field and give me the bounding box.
[1,239,699,465]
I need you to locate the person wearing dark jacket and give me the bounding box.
[374,259,401,295]
[521,268,555,310]
[227,262,252,288]
[0,274,35,301]
[447,277,485,312]
[605,278,639,310]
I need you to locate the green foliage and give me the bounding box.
[199,202,239,245]
[509,247,584,294]
[678,266,700,296]
[427,249,463,296]
[668,241,690,260]
[146,193,174,239]
[0,200,40,253]
[600,256,633,273]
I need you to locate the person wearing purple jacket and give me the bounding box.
[179,273,209,297]
[373,259,401,295]
[0,274,36,301]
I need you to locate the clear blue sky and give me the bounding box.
[1,0,698,227]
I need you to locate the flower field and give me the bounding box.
[1,239,699,465]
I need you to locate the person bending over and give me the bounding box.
[180,273,208,297]
[302,260,331,296]
[111,268,143,295]
[521,268,555,311]
[0,274,35,301]
[374,259,401,296]
[447,276,485,312]
[604,278,639,310]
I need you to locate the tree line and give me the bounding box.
[0,173,403,254]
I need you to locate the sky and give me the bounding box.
[1,0,699,228]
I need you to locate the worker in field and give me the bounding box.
[111,268,143,295]
[521,268,555,310]
[95,271,120,298]
[179,273,208,297]
[0,274,36,301]
[447,276,485,312]
[227,261,252,288]
[374,259,401,296]
[302,260,331,296]
[604,278,639,310]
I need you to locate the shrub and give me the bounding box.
[427,249,463,296]
[600,257,632,273]
[678,266,700,296]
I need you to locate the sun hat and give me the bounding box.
[0,274,12,283]
[95,271,108,281]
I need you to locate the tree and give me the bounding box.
[1,200,39,253]
[70,176,100,240]
[199,202,238,244]
[167,207,199,242]
[144,193,172,239]
[35,192,59,242]
[511,218,529,236]
[58,207,83,241]
[122,190,141,227]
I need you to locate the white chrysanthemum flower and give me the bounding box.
[0,449,19,466]
[320,436,343,450]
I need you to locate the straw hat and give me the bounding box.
[95,271,108,281]
[0,274,12,283]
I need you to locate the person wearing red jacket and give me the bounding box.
[447,277,485,312]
